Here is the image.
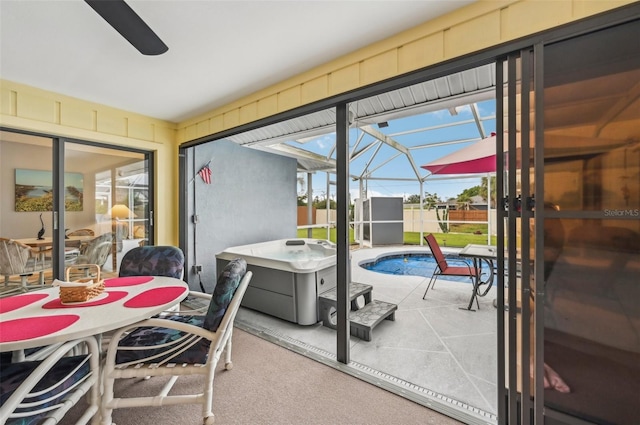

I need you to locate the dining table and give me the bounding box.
[0,275,190,353]
[15,235,94,262]
[16,235,93,248]
[458,244,497,311]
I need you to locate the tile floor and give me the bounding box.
[235,245,498,424]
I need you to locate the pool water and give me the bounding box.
[361,253,474,283]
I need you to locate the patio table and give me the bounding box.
[0,275,188,424]
[0,275,189,352]
[458,244,497,311]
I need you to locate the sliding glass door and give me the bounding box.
[0,132,54,293]
[0,130,153,292]
[497,18,640,425]
[496,48,540,425]
[540,21,639,425]
[64,141,152,276]
[175,10,637,425]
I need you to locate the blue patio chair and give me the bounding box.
[100,258,252,425]
[0,336,100,425]
[118,245,185,279]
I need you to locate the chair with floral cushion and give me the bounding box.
[118,246,185,313]
[118,245,185,279]
[0,336,100,425]
[100,258,252,425]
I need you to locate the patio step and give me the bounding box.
[349,300,397,342]
[319,282,372,329]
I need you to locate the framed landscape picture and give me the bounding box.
[15,169,84,212]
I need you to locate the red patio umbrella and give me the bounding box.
[420,132,509,245]
[421,132,499,175]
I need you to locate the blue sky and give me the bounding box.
[296,99,497,203]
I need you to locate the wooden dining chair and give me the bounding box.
[100,258,252,425]
[422,234,478,300]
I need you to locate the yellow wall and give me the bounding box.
[176,0,633,142]
[0,80,179,245]
[0,0,633,245]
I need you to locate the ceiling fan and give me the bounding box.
[85,0,168,55]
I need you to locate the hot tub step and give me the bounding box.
[349,300,397,342]
[319,282,372,307]
[319,282,372,329]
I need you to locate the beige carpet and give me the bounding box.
[62,328,462,425]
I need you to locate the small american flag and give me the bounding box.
[198,162,212,184]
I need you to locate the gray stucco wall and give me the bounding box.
[186,140,297,292]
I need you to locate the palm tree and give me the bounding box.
[480,176,497,208]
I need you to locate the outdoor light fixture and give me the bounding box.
[377,122,389,128]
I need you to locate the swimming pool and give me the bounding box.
[360,252,484,283]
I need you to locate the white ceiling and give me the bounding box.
[0,0,476,123]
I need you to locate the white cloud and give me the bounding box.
[315,135,335,150]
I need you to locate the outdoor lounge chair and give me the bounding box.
[422,234,478,302]
[100,258,252,425]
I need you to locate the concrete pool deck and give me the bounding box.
[235,245,498,423]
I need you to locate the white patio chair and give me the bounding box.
[0,238,52,293]
[67,233,112,278]
[0,336,100,425]
[100,258,252,425]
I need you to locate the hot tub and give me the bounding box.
[215,238,337,325]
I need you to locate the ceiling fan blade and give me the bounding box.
[85,0,168,55]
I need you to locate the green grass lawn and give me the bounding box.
[296,228,496,247]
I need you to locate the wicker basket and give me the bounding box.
[60,264,105,303]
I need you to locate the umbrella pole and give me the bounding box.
[487,173,492,245]
[419,180,424,245]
